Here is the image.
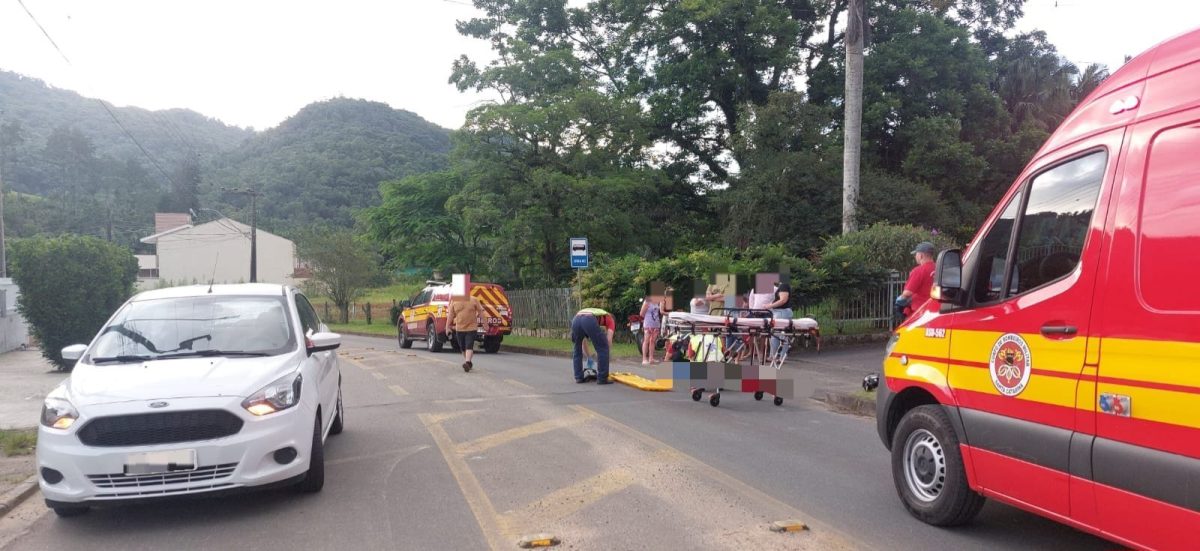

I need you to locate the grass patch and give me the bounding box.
[308,282,425,306]
[0,429,36,457]
[502,335,641,359]
[328,320,394,337]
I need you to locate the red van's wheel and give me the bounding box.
[891,405,985,526]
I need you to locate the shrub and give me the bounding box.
[575,254,645,321]
[820,223,958,275]
[11,235,138,370]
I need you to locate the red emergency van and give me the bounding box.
[877,28,1200,550]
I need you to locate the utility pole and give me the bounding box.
[223,188,264,283]
[842,0,867,234]
[0,108,7,278]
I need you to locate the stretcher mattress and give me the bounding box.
[666,311,818,330]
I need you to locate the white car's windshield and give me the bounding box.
[89,296,296,363]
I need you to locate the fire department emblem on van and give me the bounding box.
[989,333,1032,397]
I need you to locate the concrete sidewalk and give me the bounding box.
[787,345,885,415]
[0,349,67,430]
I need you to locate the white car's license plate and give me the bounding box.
[631,323,641,331]
[124,449,197,475]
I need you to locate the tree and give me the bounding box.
[361,170,489,275]
[10,235,138,370]
[296,228,381,324]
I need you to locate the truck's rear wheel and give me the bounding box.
[891,405,984,526]
[483,336,502,354]
[426,322,443,353]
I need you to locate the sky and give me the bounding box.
[0,0,1198,132]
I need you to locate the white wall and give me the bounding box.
[0,279,30,353]
[155,219,298,286]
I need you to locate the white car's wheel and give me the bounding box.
[329,383,344,435]
[296,415,325,493]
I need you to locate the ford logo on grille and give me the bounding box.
[148,401,169,409]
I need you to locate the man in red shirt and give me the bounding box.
[894,241,937,324]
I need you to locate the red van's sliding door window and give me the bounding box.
[1138,125,1200,311]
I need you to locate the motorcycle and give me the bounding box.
[628,314,644,350]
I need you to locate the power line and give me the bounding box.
[17,0,178,189]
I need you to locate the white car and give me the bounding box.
[36,284,344,517]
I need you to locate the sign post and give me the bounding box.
[569,237,589,269]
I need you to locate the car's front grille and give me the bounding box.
[77,410,244,447]
[88,463,238,489]
[93,482,238,499]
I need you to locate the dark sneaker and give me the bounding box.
[596,379,613,385]
[575,378,588,383]
[462,361,472,372]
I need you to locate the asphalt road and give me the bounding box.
[1,334,1111,550]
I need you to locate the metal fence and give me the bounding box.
[814,272,906,331]
[506,274,908,338]
[508,288,580,330]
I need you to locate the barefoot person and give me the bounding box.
[446,294,486,372]
[639,296,662,365]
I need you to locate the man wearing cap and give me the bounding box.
[894,241,937,324]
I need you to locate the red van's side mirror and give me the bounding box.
[933,249,964,306]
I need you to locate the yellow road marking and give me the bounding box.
[388,385,409,396]
[340,355,376,370]
[499,468,635,532]
[371,372,387,380]
[425,410,483,424]
[569,405,860,549]
[504,379,533,390]
[456,412,593,457]
[419,413,508,551]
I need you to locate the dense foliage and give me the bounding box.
[576,244,888,322]
[10,235,138,370]
[364,0,1109,287]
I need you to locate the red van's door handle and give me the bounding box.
[1040,324,1078,336]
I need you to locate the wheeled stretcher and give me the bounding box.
[662,308,820,407]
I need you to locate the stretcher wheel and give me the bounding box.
[691,389,702,401]
[754,391,764,401]
[709,394,720,407]
[774,396,784,406]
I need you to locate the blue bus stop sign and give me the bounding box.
[570,237,589,269]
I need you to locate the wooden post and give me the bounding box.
[365,303,372,325]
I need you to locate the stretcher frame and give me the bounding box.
[661,308,821,407]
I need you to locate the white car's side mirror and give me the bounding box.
[306,332,341,355]
[61,344,88,361]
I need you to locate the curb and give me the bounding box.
[0,474,39,517]
[817,390,876,417]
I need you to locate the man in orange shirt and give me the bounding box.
[447,294,486,372]
[894,241,937,325]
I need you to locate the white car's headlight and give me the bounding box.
[41,394,79,430]
[242,372,303,416]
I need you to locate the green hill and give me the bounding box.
[0,70,252,170]
[0,70,451,241]
[205,98,452,229]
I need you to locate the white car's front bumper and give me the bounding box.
[37,396,315,505]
